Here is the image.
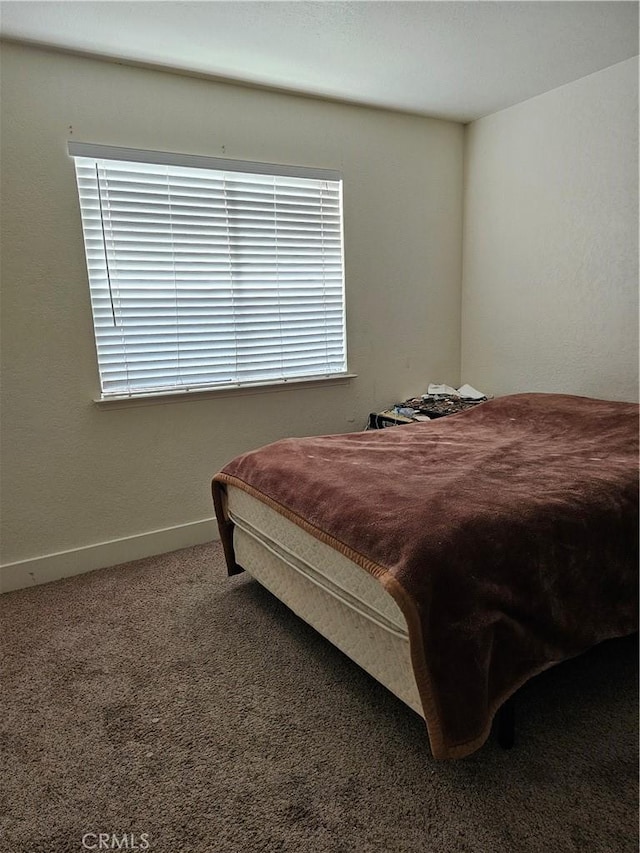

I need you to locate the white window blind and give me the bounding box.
[69,142,347,399]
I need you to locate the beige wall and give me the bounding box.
[462,58,639,402]
[0,43,464,579]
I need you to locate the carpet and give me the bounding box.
[1,542,637,853]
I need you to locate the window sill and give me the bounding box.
[93,373,358,409]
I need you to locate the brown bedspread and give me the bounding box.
[212,393,639,759]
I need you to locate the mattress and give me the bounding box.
[226,486,424,716]
[214,393,639,759]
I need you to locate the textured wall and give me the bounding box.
[462,58,638,402]
[0,43,463,568]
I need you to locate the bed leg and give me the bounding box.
[495,696,516,750]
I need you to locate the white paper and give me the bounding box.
[457,383,486,400]
[426,383,459,397]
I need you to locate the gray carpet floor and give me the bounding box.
[1,542,637,853]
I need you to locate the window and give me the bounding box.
[69,143,347,399]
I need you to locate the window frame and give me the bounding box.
[69,142,349,402]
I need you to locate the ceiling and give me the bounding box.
[1,1,638,123]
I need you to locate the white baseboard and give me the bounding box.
[0,518,219,594]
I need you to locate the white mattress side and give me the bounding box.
[226,486,407,632]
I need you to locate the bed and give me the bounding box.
[212,393,639,759]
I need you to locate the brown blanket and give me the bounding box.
[212,393,639,759]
